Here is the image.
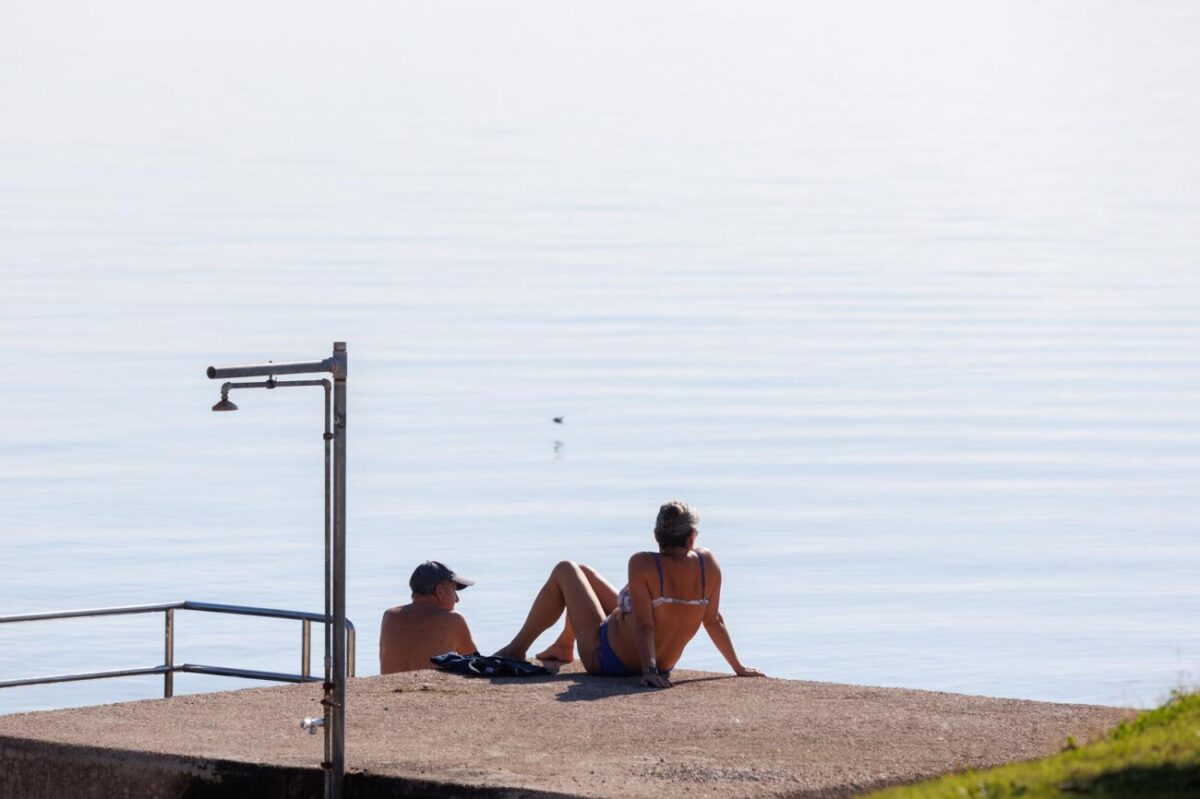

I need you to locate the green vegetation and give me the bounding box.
[860,692,1200,799]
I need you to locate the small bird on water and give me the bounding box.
[553,416,564,424]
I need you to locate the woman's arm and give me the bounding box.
[700,550,764,677]
[628,553,672,688]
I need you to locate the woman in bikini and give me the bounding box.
[493,501,763,688]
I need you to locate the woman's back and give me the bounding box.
[608,548,717,671]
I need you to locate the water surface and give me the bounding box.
[2,1,1198,713]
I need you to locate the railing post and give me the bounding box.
[164,608,174,698]
[302,619,311,679]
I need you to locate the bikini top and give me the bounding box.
[617,552,709,615]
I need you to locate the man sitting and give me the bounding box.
[379,561,479,674]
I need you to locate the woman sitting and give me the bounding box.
[494,501,763,688]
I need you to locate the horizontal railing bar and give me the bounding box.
[0,666,170,689]
[180,601,328,625]
[0,601,355,634]
[0,663,326,690]
[183,602,357,633]
[177,663,321,684]
[0,601,356,692]
[0,602,186,624]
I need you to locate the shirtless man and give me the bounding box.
[379,561,479,674]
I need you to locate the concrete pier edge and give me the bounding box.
[0,667,1137,798]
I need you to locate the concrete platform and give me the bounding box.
[0,666,1135,798]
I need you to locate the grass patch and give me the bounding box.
[859,692,1200,799]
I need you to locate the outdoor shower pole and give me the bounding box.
[330,342,348,792]
[206,342,348,799]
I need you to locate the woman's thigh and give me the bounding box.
[579,564,620,615]
[552,561,606,660]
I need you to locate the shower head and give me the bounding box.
[211,396,238,412]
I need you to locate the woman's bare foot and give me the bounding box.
[492,645,527,662]
[538,659,564,674]
[535,643,575,663]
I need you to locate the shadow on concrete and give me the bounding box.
[349,770,576,798]
[438,666,738,705]
[550,672,734,702]
[670,675,736,687]
[449,672,644,702]
[554,678,648,702]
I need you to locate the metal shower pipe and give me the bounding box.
[206,341,348,799]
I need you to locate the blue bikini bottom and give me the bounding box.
[591,619,638,677]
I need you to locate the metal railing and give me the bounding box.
[0,600,356,698]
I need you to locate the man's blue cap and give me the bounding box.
[410,561,474,594]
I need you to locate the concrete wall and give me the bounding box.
[0,736,566,798]
[0,737,320,798]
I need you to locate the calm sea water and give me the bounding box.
[2,1,1198,715]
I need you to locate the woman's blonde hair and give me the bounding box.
[654,501,699,549]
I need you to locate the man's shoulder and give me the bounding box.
[400,605,468,624]
[443,610,471,627]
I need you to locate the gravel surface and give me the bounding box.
[0,666,1136,798]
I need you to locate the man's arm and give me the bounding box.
[450,612,480,656]
[379,609,402,674]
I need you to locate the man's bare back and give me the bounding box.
[380,603,477,673]
[379,561,478,674]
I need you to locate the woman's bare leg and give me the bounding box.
[535,564,620,662]
[494,561,607,662]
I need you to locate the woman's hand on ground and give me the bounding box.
[641,670,672,689]
[735,665,765,677]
